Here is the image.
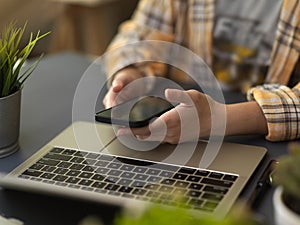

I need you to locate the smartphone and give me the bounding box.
[95,96,177,128]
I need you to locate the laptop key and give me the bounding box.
[37,158,60,166]
[144,183,160,190]
[159,185,173,193]
[174,181,189,188]
[74,151,89,157]
[53,175,68,182]
[134,174,149,181]
[57,161,72,169]
[22,169,42,177]
[69,164,85,171]
[195,170,210,177]
[50,147,64,153]
[173,173,188,180]
[203,201,218,210]
[189,199,204,207]
[86,153,100,159]
[53,168,69,175]
[62,149,77,155]
[146,168,160,175]
[188,190,201,198]
[133,167,147,173]
[108,169,122,177]
[117,178,133,186]
[105,184,120,191]
[99,154,115,161]
[119,164,134,171]
[203,185,228,194]
[92,181,106,189]
[173,188,187,195]
[107,162,122,169]
[40,173,56,180]
[223,174,238,181]
[29,164,44,170]
[41,165,56,172]
[95,160,109,167]
[159,171,174,178]
[189,183,203,190]
[132,180,146,187]
[132,188,147,196]
[119,186,134,193]
[202,193,224,202]
[209,172,224,179]
[70,157,85,164]
[96,168,109,174]
[91,174,105,181]
[105,176,119,183]
[66,170,81,177]
[178,167,196,174]
[152,163,179,172]
[161,179,176,185]
[201,178,233,188]
[44,153,72,162]
[83,166,96,172]
[79,172,93,179]
[187,175,201,182]
[65,177,80,184]
[79,179,93,186]
[121,172,135,179]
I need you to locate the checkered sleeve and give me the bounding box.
[247,83,300,141]
[105,0,176,83]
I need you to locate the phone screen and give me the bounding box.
[95,96,176,127]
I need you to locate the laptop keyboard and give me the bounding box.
[18,147,238,212]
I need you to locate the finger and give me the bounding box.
[118,118,167,143]
[111,78,124,92]
[139,117,168,142]
[165,89,193,105]
[103,89,118,108]
[116,127,131,136]
[128,126,151,136]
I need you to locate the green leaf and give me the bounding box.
[0,21,50,97]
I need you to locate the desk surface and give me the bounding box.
[0,52,292,225]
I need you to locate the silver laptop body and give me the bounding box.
[0,121,266,218]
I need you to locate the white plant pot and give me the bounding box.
[273,186,300,225]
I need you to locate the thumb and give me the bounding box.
[165,89,194,106]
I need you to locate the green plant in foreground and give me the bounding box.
[113,203,255,225]
[272,144,300,199]
[0,21,50,97]
[79,203,255,225]
[272,143,300,213]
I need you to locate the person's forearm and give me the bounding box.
[225,101,268,136]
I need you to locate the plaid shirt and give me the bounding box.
[106,0,300,141]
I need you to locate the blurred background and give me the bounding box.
[0,0,139,57]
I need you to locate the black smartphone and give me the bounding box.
[95,96,177,128]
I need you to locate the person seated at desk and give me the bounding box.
[102,0,300,144]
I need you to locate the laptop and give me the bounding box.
[0,121,266,218]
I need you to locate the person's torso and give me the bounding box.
[169,0,283,92]
[213,0,282,92]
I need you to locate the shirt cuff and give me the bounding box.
[247,83,300,141]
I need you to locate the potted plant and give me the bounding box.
[79,201,258,225]
[272,144,300,225]
[0,21,49,157]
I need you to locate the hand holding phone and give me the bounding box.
[95,96,177,128]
